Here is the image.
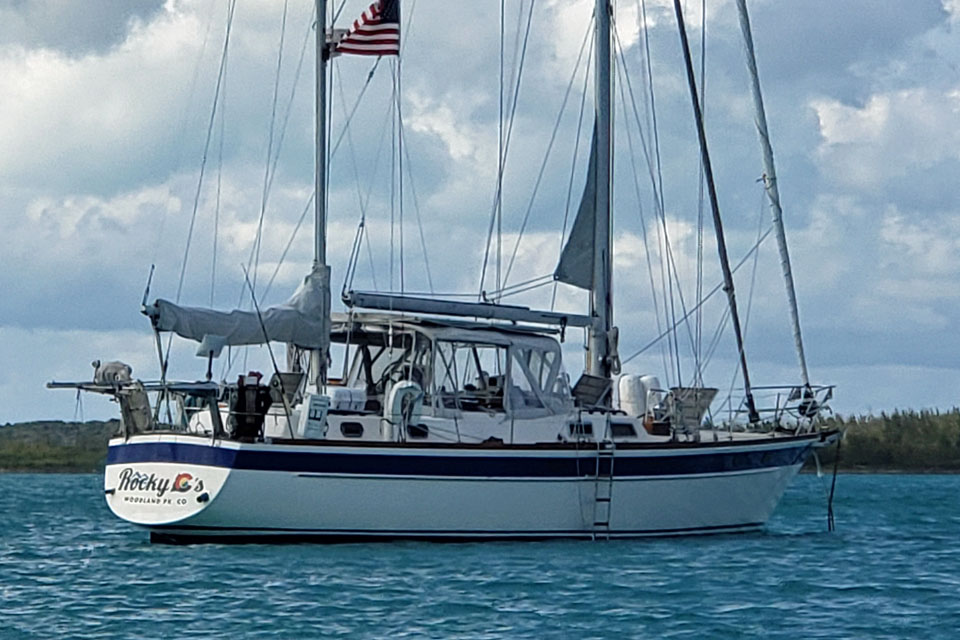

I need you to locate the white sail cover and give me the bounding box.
[147,265,331,350]
[554,124,598,290]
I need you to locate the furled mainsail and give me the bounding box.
[146,265,331,350]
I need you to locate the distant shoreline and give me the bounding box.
[0,420,117,474]
[3,410,960,474]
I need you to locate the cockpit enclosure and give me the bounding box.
[333,316,573,420]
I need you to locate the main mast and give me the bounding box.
[313,0,330,386]
[587,0,614,379]
[315,0,328,266]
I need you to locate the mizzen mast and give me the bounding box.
[734,0,810,388]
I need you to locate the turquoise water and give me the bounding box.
[1,473,957,639]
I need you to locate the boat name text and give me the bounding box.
[117,468,205,498]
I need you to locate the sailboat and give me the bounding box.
[50,0,837,543]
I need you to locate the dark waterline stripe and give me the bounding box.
[148,522,766,545]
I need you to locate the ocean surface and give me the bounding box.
[0,473,957,639]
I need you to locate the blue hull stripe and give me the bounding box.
[107,441,813,478]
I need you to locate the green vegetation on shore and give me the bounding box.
[2,410,960,473]
[0,420,119,472]
[813,409,960,472]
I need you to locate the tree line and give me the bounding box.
[813,409,960,472]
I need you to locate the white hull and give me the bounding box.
[104,432,828,543]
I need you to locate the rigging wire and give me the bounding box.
[229,3,314,378]
[616,23,701,386]
[720,187,768,420]
[389,62,397,291]
[694,0,707,387]
[330,60,382,159]
[494,276,555,300]
[478,0,537,299]
[552,22,594,311]
[501,19,594,289]
[637,0,680,387]
[487,273,554,298]
[221,3,329,380]
[344,99,395,293]
[227,5,316,320]
[169,0,237,395]
[262,191,315,301]
[343,217,366,297]
[497,0,505,296]
[397,118,435,293]
[401,0,419,57]
[497,0,532,297]
[265,5,317,203]
[397,57,405,294]
[240,1,291,373]
[174,0,237,306]
[332,0,348,22]
[617,2,674,382]
[614,43,673,384]
[211,10,229,308]
[336,64,376,292]
[250,0,290,297]
[155,0,220,268]
[330,56,385,306]
[220,8,326,373]
[621,225,773,365]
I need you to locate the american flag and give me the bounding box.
[335,0,400,57]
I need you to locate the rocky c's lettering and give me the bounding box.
[117,468,172,498]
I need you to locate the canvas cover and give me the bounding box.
[147,265,331,350]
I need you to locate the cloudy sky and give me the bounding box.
[1,0,958,423]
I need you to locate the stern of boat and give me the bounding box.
[104,436,230,527]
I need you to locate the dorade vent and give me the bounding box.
[569,422,593,437]
[407,423,429,439]
[610,422,637,438]
[340,422,364,438]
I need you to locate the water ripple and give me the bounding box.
[1,474,959,638]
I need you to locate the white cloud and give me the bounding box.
[880,211,960,277]
[406,90,495,167]
[944,0,960,21]
[4,0,960,422]
[0,7,207,188]
[812,88,960,189]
